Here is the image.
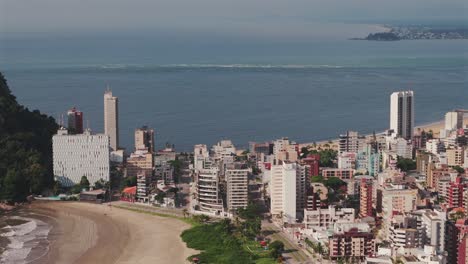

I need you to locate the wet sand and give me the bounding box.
[31,202,197,264]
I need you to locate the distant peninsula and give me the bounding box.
[352,25,468,41]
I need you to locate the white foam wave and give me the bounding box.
[0,217,51,264]
[83,63,345,70]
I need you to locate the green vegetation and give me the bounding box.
[0,72,58,202]
[396,156,416,172]
[311,175,324,183]
[453,166,465,174]
[365,32,400,41]
[121,175,137,189]
[169,158,182,183]
[302,149,337,167]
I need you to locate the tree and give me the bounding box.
[0,72,58,202]
[396,156,416,172]
[94,179,107,189]
[80,176,90,190]
[453,166,465,174]
[324,177,346,191]
[311,175,324,183]
[71,184,82,194]
[269,241,285,259]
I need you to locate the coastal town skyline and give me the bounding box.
[1,0,468,263]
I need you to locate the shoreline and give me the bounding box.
[3,201,197,264]
[299,116,467,149]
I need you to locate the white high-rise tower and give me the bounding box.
[390,91,414,139]
[104,89,119,151]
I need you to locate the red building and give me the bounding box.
[67,107,84,134]
[449,177,468,208]
[446,218,468,264]
[303,154,320,176]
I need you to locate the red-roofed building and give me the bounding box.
[121,186,137,202]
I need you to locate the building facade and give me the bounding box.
[390,91,414,140]
[53,128,110,187]
[104,89,119,151]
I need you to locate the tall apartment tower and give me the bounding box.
[445,111,464,131]
[359,178,373,218]
[390,91,414,140]
[226,168,251,212]
[135,126,155,152]
[67,107,83,134]
[270,162,297,223]
[104,89,119,151]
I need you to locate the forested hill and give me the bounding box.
[0,72,58,202]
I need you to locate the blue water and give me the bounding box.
[0,31,467,151]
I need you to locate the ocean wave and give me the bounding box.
[75,63,345,70]
[0,217,51,264]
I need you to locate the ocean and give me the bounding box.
[0,26,467,151]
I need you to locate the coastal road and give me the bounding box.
[262,221,313,264]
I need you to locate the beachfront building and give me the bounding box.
[226,167,251,212]
[104,89,119,151]
[53,128,110,187]
[390,90,414,140]
[134,126,155,152]
[195,161,224,214]
[273,137,298,162]
[270,162,297,223]
[338,131,364,154]
[67,107,83,134]
[193,144,209,172]
[211,140,236,161]
[446,111,464,131]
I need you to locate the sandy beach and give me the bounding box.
[30,202,197,264]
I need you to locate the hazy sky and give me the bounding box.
[1,0,467,35]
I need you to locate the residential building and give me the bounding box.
[273,137,298,162]
[339,131,364,154]
[134,126,155,152]
[270,162,297,223]
[338,152,356,169]
[194,144,209,172]
[381,185,418,239]
[302,154,320,176]
[104,89,119,151]
[136,174,149,201]
[426,139,445,155]
[226,167,251,212]
[195,162,224,213]
[389,215,422,249]
[390,90,414,140]
[304,206,355,229]
[447,147,465,167]
[420,209,446,253]
[211,140,236,161]
[53,128,110,187]
[360,178,373,218]
[446,111,464,131]
[126,150,153,178]
[329,223,375,260]
[296,164,310,211]
[445,219,468,264]
[449,177,468,208]
[67,107,83,134]
[322,168,354,180]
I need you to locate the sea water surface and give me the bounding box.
[0,28,467,151]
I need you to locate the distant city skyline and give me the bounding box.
[1,0,467,35]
